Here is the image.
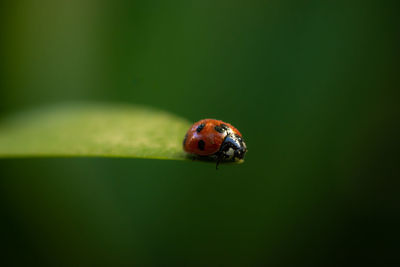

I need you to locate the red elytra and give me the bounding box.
[183,119,242,156]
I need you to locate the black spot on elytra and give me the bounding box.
[215,123,229,133]
[214,125,224,133]
[183,133,188,146]
[196,123,205,133]
[198,140,205,150]
[220,123,229,130]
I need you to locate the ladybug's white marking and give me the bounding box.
[226,147,234,158]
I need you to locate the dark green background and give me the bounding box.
[1,0,399,266]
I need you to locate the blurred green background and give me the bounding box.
[0,0,399,266]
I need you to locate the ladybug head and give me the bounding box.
[219,133,247,162]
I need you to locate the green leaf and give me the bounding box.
[0,103,192,160]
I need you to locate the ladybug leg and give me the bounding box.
[215,152,225,170]
[216,156,222,170]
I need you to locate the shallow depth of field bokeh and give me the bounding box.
[0,1,399,266]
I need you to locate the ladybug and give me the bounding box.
[183,119,247,168]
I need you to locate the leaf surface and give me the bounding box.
[0,103,191,160]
